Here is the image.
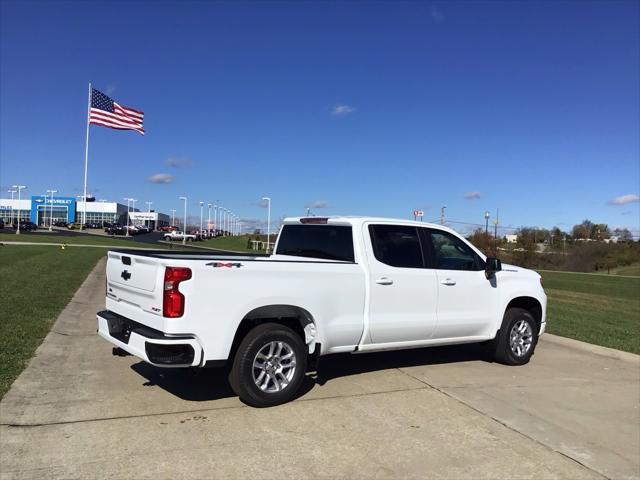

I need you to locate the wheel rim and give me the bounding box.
[252,341,297,393]
[509,319,533,357]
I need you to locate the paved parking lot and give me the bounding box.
[1,258,638,479]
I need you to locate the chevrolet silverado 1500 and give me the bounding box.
[97,216,546,407]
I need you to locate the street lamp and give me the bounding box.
[262,197,271,252]
[222,208,227,236]
[7,189,16,227]
[440,205,447,225]
[207,203,212,232]
[123,198,130,236]
[484,211,490,234]
[170,209,176,227]
[46,189,58,231]
[146,201,152,212]
[12,185,27,235]
[214,201,219,235]
[179,196,188,245]
[199,201,204,233]
[99,199,107,226]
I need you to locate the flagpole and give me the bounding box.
[82,82,91,228]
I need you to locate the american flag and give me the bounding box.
[89,88,144,135]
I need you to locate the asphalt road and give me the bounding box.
[1,258,638,479]
[5,228,166,244]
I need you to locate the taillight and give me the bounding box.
[163,267,192,318]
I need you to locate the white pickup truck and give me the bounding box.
[163,230,196,242]
[98,216,546,407]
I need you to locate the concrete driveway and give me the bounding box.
[1,258,638,479]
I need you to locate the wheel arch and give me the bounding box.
[504,296,543,331]
[227,304,318,365]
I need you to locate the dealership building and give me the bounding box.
[0,195,170,229]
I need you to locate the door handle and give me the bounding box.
[441,278,456,286]
[376,277,394,285]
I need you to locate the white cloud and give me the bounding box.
[608,194,639,206]
[430,5,445,23]
[165,156,194,168]
[331,105,355,116]
[146,173,174,184]
[304,200,331,209]
[464,191,481,200]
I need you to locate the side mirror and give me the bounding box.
[485,257,502,278]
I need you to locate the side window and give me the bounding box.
[429,230,484,271]
[368,225,424,268]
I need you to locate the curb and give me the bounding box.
[542,333,639,363]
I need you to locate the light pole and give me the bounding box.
[222,208,227,236]
[12,185,27,235]
[179,196,187,245]
[7,189,16,227]
[131,199,138,230]
[440,205,447,225]
[214,202,218,235]
[46,189,58,230]
[170,209,176,227]
[199,202,204,233]
[146,201,152,228]
[262,197,271,252]
[99,199,107,226]
[484,211,490,234]
[207,203,212,232]
[123,198,131,236]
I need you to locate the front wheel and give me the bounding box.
[492,308,539,365]
[229,323,307,407]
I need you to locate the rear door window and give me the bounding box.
[276,225,355,262]
[368,224,425,268]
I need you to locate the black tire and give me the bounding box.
[492,308,539,365]
[229,323,307,407]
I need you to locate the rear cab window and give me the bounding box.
[276,224,355,262]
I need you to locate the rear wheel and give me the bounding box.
[492,308,538,365]
[229,323,307,407]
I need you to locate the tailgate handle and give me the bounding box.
[121,256,131,265]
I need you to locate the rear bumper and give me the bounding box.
[97,310,203,368]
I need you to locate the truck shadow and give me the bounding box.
[130,343,492,403]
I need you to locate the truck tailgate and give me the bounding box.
[107,252,159,292]
[106,251,164,328]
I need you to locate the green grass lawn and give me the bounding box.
[541,271,640,354]
[0,246,108,398]
[201,234,266,253]
[610,263,640,277]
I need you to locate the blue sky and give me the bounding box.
[1,1,638,234]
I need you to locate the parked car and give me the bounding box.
[159,225,178,232]
[0,219,4,229]
[85,222,102,229]
[97,216,547,407]
[14,221,37,231]
[106,224,126,235]
[54,221,68,228]
[162,230,197,242]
